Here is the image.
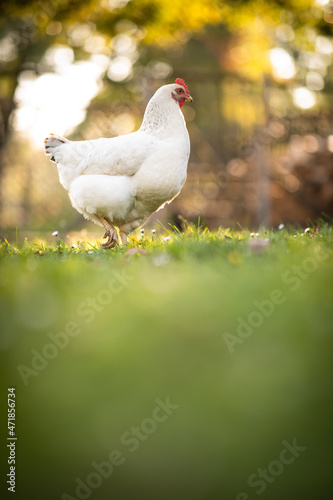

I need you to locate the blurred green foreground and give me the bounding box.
[0,225,332,500]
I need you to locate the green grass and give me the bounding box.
[1,222,333,500]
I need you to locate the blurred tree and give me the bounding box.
[2,0,332,142]
[1,0,332,146]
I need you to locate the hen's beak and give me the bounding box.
[185,95,193,102]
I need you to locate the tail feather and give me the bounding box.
[44,133,69,162]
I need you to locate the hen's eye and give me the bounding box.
[177,88,182,93]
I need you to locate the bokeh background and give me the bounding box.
[1,0,333,240]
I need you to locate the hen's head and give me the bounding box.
[171,78,193,108]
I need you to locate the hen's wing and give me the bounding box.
[75,132,157,177]
[45,131,157,177]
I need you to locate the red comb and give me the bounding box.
[175,78,190,95]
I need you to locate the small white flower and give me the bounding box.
[140,229,145,234]
[151,229,156,234]
[250,232,255,237]
[304,227,310,233]
[278,223,284,230]
[255,233,259,237]
[88,250,94,254]
[294,235,297,238]
[71,244,76,249]
[52,231,58,237]
[163,236,171,241]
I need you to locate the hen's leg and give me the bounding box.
[97,216,118,248]
[119,232,128,246]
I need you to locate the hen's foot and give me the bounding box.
[97,216,118,249]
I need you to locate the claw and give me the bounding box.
[97,215,118,249]
[100,229,118,248]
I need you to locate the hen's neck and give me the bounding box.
[140,94,186,138]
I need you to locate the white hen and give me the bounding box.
[44,78,193,247]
